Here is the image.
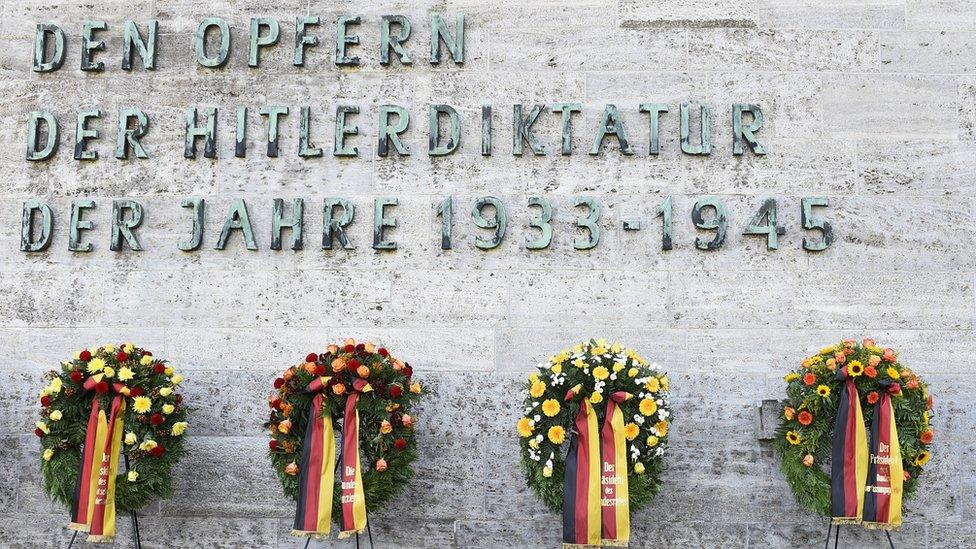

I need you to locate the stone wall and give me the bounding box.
[0,0,973,547]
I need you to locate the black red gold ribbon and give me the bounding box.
[562,385,631,548]
[292,377,370,538]
[69,375,129,543]
[863,381,903,529]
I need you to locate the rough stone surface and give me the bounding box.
[0,1,972,547]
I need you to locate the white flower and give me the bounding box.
[533,414,540,422]
[634,415,644,425]
[655,447,664,456]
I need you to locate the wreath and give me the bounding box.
[37,343,189,512]
[518,339,672,512]
[266,339,422,519]
[774,338,934,516]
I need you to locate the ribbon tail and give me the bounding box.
[338,392,367,538]
[600,397,630,546]
[69,397,102,532]
[863,392,903,530]
[831,377,867,525]
[562,400,601,547]
[292,392,336,537]
[86,396,124,543]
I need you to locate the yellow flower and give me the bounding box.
[543,466,553,478]
[624,423,639,441]
[784,372,800,382]
[43,449,54,461]
[49,378,62,393]
[517,417,534,437]
[612,362,625,373]
[87,357,106,374]
[103,344,115,353]
[786,431,801,445]
[660,376,669,391]
[573,358,586,370]
[610,342,621,353]
[117,367,134,381]
[171,422,188,436]
[554,350,570,363]
[164,367,174,376]
[140,355,153,366]
[541,399,561,417]
[102,367,115,378]
[159,387,173,397]
[627,367,638,378]
[913,450,931,466]
[655,420,669,437]
[816,385,831,398]
[645,377,660,392]
[123,343,134,353]
[125,432,137,445]
[593,366,610,380]
[646,435,659,447]
[819,346,836,355]
[529,380,546,398]
[590,392,603,404]
[548,425,566,444]
[592,344,607,355]
[634,462,645,474]
[848,361,863,377]
[139,439,157,451]
[528,438,540,449]
[132,396,152,414]
[887,367,901,380]
[162,404,175,415]
[550,363,563,374]
[127,471,139,482]
[639,398,658,416]
[49,410,62,421]
[529,372,539,383]
[35,421,49,434]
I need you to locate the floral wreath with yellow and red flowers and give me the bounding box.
[266,340,422,516]
[517,339,672,513]
[37,344,189,512]
[774,339,934,515]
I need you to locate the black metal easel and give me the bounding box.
[300,519,374,549]
[823,522,895,549]
[66,454,142,548]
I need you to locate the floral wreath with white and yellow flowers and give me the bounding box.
[266,340,423,517]
[774,339,934,516]
[517,339,672,512]
[37,344,189,511]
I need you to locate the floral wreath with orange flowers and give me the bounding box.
[37,344,189,512]
[266,339,423,518]
[774,339,934,516]
[517,339,672,513]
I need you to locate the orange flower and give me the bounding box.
[867,391,879,405]
[868,355,881,368]
[328,344,339,354]
[343,338,357,347]
[357,365,370,378]
[285,462,299,475]
[803,373,816,386]
[798,410,813,426]
[843,339,855,349]
[401,414,413,428]
[393,359,405,371]
[927,394,934,410]
[882,348,896,362]
[364,343,376,353]
[920,429,934,444]
[410,383,422,394]
[834,352,847,364]
[907,377,919,390]
[303,361,317,374]
[375,458,388,472]
[331,358,347,372]
[803,454,814,467]
[864,365,877,378]
[278,419,292,434]
[380,420,393,434]
[283,368,295,380]
[863,338,876,348]
[903,470,911,481]
[826,358,836,371]
[332,383,346,395]
[784,407,795,421]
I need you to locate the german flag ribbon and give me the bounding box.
[863,381,903,530]
[291,376,371,539]
[830,367,868,524]
[599,392,632,546]
[562,384,601,547]
[68,374,129,543]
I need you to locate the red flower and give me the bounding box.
[150,413,164,425]
[889,382,902,395]
[269,439,278,450]
[867,391,879,405]
[314,365,327,376]
[344,344,356,353]
[393,438,407,450]
[389,385,403,399]
[70,371,83,383]
[798,410,813,426]
[802,373,816,386]
[355,343,365,352]
[378,348,389,357]
[130,387,144,397]
[40,395,52,407]
[79,350,92,362]
[271,398,282,410]
[95,381,109,394]
[116,351,129,362]
[273,378,285,389]
[35,428,45,437]
[348,358,360,370]
[153,363,166,374]
[403,365,413,378]
[305,353,318,363]
[140,350,152,357]
[150,445,165,458]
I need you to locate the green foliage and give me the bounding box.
[266,343,422,520]
[773,340,934,517]
[517,339,672,514]
[37,344,189,512]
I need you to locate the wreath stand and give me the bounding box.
[823,522,894,549]
[66,454,142,549]
[300,516,374,549]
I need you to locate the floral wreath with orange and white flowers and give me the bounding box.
[37,344,189,511]
[266,340,422,516]
[774,339,934,516]
[517,339,672,512]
